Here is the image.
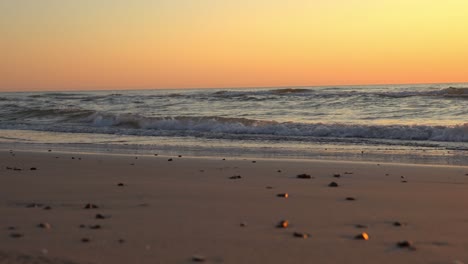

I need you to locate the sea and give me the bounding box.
[1,83,468,165]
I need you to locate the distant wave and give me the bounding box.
[270,88,313,94]
[377,87,468,98]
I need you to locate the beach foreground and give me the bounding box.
[1,150,468,264]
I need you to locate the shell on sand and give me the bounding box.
[355,232,369,240]
[277,220,289,228]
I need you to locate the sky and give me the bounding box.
[1,0,468,91]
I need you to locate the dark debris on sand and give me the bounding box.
[328,181,339,187]
[293,232,310,238]
[297,174,312,179]
[229,175,242,180]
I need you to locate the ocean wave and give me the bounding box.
[79,113,468,143]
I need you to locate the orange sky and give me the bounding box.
[1,0,468,91]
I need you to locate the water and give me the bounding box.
[1,83,468,165]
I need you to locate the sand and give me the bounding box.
[1,149,468,264]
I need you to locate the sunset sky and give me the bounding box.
[1,0,468,91]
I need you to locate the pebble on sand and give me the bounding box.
[95,214,107,219]
[328,182,339,187]
[397,240,415,249]
[192,255,206,262]
[355,224,368,229]
[297,174,312,179]
[81,238,90,243]
[37,223,51,229]
[168,158,173,161]
[117,183,125,186]
[333,173,341,178]
[89,225,101,229]
[84,203,99,209]
[393,221,404,227]
[252,160,256,163]
[345,197,356,201]
[277,193,289,198]
[43,206,52,210]
[30,167,37,171]
[293,232,310,238]
[229,175,242,179]
[277,220,289,228]
[355,232,369,240]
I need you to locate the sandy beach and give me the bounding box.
[1,149,468,264]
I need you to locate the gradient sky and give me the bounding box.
[1,0,468,91]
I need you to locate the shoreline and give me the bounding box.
[1,149,468,263]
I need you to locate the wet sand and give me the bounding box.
[1,150,468,264]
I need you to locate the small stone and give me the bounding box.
[344,171,353,175]
[117,183,125,186]
[229,175,242,179]
[79,224,86,228]
[10,233,23,238]
[345,197,356,201]
[72,157,75,160]
[84,203,98,209]
[168,158,173,161]
[178,155,182,158]
[222,158,225,160]
[154,154,158,156]
[328,181,339,187]
[393,221,403,227]
[81,238,90,243]
[95,214,107,219]
[293,232,310,238]
[355,232,369,240]
[7,226,16,230]
[277,220,289,228]
[396,240,414,248]
[118,239,125,243]
[192,255,205,262]
[30,167,37,171]
[333,173,341,178]
[355,224,368,229]
[401,180,408,183]
[277,170,281,173]
[240,222,247,227]
[297,174,312,179]
[252,161,256,163]
[43,206,52,210]
[277,193,289,198]
[48,150,52,152]
[37,223,51,229]
[89,225,101,229]
[266,186,273,189]
[401,176,405,179]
